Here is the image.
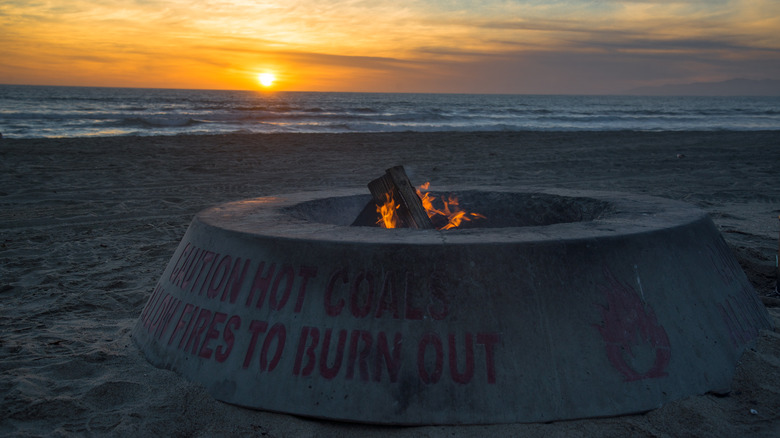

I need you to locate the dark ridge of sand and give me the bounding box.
[1,131,779,436]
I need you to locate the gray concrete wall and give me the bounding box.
[133,188,773,424]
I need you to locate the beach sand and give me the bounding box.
[1,131,779,436]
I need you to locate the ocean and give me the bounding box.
[1,84,779,138]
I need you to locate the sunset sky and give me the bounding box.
[1,0,778,94]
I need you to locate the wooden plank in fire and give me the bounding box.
[367,166,434,229]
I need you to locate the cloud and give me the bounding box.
[0,0,777,92]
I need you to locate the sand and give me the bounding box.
[1,131,779,437]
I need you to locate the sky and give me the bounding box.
[0,0,779,94]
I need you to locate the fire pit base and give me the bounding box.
[133,187,773,424]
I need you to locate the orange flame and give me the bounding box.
[375,182,485,230]
[417,182,486,230]
[376,192,399,228]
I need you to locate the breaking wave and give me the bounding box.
[2,85,779,138]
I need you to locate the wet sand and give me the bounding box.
[1,131,779,436]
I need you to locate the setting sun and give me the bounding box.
[258,73,275,87]
[1,1,778,93]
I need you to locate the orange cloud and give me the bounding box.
[0,0,777,93]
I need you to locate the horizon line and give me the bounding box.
[2,78,779,97]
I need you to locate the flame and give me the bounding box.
[417,183,486,230]
[376,182,485,230]
[376,192,399,228]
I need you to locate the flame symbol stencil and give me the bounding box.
[593,265,671,381]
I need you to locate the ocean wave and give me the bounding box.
[352,107,379,113]
[121,116,207,128]
[2,86,779,138]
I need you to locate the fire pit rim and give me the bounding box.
[133,184,773,425]
[198,186,707,245]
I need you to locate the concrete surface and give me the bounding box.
[133,187,773,424]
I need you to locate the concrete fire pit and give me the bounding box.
[133,187,773,424]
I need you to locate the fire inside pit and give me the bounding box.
[354,166,487,230]
[374,182,487,230]
[133,185,772,425]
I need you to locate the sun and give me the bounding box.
[258,73,276,87]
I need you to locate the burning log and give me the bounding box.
[352,165,486,229]
[352,166,435,229]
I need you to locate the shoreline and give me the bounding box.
[4,128,780,141]
[1,131,778,436]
